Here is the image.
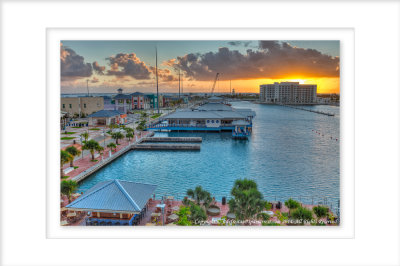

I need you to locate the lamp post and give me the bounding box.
[80,135,83,159]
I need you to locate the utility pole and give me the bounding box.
[230,80,232,95]
[178,69,181,99]
[156,47,159,114]
[86,79,90,96]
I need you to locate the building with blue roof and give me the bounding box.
[66,179,157,226]
[87,109,127,126]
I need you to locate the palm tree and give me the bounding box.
[186,186,212,209]
[61,180,78,202]
[65,146,81,167]
[126,132,134,141]
[60,150,72,177]
[82,139,101,160]
[111,132,124,144]
[312,205,329,223]
[291,206,313,225]
[107,142,117,152]
[284,198,300,215]
[80,132,89,143]
[228,179,265,222]
[96,145,104,158]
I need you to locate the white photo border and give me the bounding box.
[1,1,399,266]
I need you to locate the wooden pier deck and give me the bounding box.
[141,137,203,142]
[134,143,201,150]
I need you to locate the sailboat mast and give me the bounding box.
[178,69,181,99]
[156,47,159,114]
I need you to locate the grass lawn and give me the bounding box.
[61,137,75,140]
[89,128,101,131]
[62,132,76,135]
[151,113,162,119]
[71,126,82,128]
[73,166,79,169]
[61,176,69,179]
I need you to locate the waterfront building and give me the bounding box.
[145,94,157,109]
[147,101,255,132]
[259,82,317,104]
[87,110,127,126]
[114,90,132,113]
[61,96,104,117]
[131,92,149,110]
[66,179,157,226]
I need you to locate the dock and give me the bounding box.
[141,137,202,142]
[280,104,335,116]
[134,143,201,150]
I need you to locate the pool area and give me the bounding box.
[78,101,340,210]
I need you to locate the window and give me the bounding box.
[69,104,72,108]
[62,104,65,108]
[84,103,87,108]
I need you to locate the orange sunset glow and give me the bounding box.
[61,40,340,94]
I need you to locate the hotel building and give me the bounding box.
[61,96,104,117]
[259,82,317,104]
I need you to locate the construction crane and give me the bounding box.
[210,72,220,96]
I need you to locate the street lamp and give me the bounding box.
[80,135,83,159]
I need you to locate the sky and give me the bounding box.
[61,40,340,94]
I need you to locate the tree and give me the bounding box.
[188,204,207,225]
[65,146,81,167]
[60,150,72,177]
[107,142,117,152]
[111,132,124,144]
[284,198,300,215]
[290,207,313,225]
[186,186,212,209]
[126,132,134,141]
[61,180,78,202]
[96,145,104,157]
[82,139,101,160]
[228,179,265,223]
[176,206,192,226]
[312,205,329,223]
[80,132,89,143]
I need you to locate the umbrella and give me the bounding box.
[67,212,77,217]
[171,206,180,212]
[168,214,179,221]
[145,223,155,226]
[151,212,161,217]
[60,207,68,212]
[60,220,69,226]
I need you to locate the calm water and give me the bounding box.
[78,102,340,210]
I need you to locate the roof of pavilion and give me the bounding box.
[66,180,157,213]
[87,110,123,118]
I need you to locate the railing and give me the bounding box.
[71,131,155,183]
[147,123,237,129]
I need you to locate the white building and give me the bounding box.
[259,82,317,104]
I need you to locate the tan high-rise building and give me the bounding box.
[259,82,317,104]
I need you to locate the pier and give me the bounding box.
[281,104,335,116]
[134,143,201,150]
[141,137,202,143]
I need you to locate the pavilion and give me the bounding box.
[66,179,157,226]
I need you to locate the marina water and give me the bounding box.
[78,101,340,210]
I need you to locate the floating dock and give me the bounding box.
[281,104,335,116]
[141,137,202,142]
[134,143,201,150]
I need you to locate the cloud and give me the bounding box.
[60,44,92,78]
[92,61,105,75]
[228,41,252,47]
[90,76,100,83]
[168,41,339,81]
[150,66,178,82]
[106,53,151,80]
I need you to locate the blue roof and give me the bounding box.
[113,94,131,100]
[130,91,145,96]
[66,180,157,213]
[88,110,123,118]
